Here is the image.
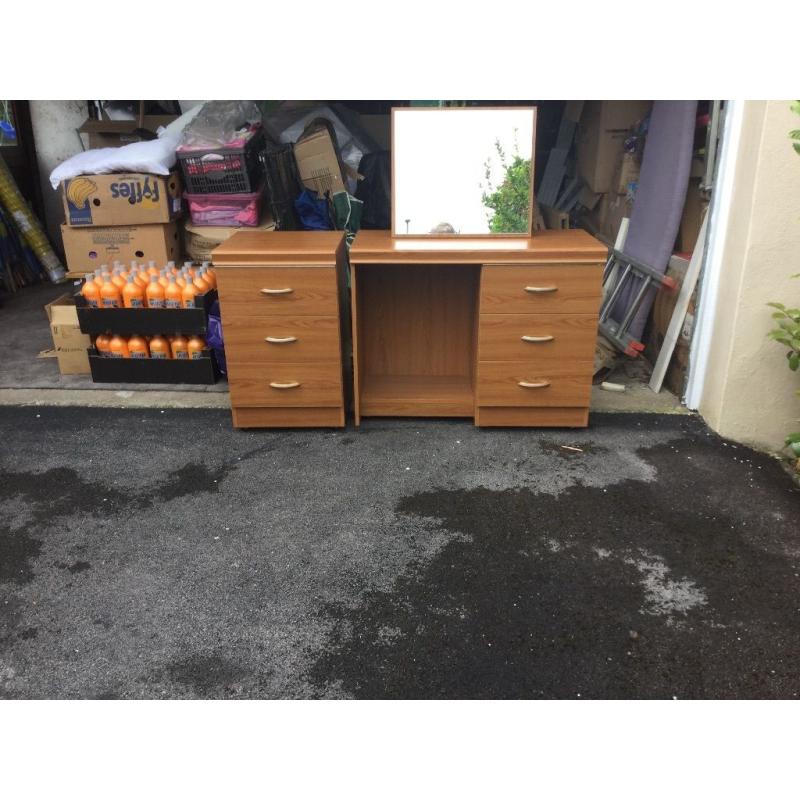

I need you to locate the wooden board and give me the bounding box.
[226,361,343,407]
[232,406,344,428]
[221,315,341,363]
[213,231,344,265]
[477,313,597,362]
[475,406,589,427]
[349,229,608,265]
[359,264,479,381]
[215,267,338,316]
[475,361,594,407]
[479,265,603,314]
[360,375,474,417]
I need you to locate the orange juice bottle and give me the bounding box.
[108,334,130,358]
[147,260,159,277]
[170,334,189,360]
[133,266,149,288]
[158,269,170,289]
[201,263,217,289]
[81,273,100,308]
[146,274,165,308]
[187,335,206,360]
[122,274,145,308]
[128,334,149,359]
[149,335,171,359]
[183,261,195,276]
[181,279,198,309]
[111,269,126,290]
[94,333,112,356]
[92,267,105,287]
[193,270,211,295]
[165,274,182,309]
[100,274,122,308]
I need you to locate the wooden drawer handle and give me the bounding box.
[269,381,301,389]
[265,336,298,344]
[524,285,558,293]
[260,287,293,295]
[521,334,554,343]
[518,380,551,389]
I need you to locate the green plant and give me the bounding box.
[481,138,531,234]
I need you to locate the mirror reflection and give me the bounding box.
[393,107,536,237]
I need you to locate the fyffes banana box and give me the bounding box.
[61,172,182,227]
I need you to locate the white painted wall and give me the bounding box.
[698,100,800,451]
[28,101,86,253]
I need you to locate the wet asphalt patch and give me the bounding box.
[0,407,798,698]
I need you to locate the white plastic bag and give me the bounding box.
[49,104,205,189]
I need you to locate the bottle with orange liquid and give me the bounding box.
[94,333,112,356]
[122,274,146,308]
[149,335,171,359]
[158,269,170,289]
[193,269,211,295]
[187,335,206,360]
[165,274,182,308]
[111,268,126,290]
[100,274,122,308]
[81,273,100,308]
[128,334,149,359]
[181,279,198,309]
[170,334,189,360]
[92,266,105,287]
[108,334,130,358]
[147,260,159,277]
[146,274,165,308]
[200,263,217,289]
[132,266,148,288]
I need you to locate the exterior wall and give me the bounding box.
[28,101,86,254]
[700,100,800,450]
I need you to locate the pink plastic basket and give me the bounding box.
[184,188,263,227]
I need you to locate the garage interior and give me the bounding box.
[0,100,716,417]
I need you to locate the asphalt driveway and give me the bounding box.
[1,407,798,699]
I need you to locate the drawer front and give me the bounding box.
[216,267,338,316]
[223,315,340,363]
[480,265,602,314]
[478,313,597,362]
[227,362,343,408]
[476,361,593,407]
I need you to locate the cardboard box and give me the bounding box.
[185,215,275,263]
[293,121,346,197]
[677,179,708,253]
[61,222,180,273]
[644,255,696,396]
[61,172,182,227]
[78,116,178,149]
[577,101,652,193]
[612,152,641,195]
[45,294,91,375]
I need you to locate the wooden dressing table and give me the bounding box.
[212,228,606,429]
[349,229,607,427]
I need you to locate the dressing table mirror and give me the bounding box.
[392,107,536,237]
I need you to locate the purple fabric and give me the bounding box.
[207,300,226,375]
[611,100,698,342]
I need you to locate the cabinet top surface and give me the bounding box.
[349,229,607,264]
[212,231,345,265]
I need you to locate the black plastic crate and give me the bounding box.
[177,128,266,194]
[87,348,220,384]
[261,142,301,231]
[75,290,218,336]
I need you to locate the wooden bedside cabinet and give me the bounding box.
[212,231,349,429]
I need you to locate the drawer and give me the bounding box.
[476,361,593,407]
[227,361,343,408]
[477,313,597,362]
[480,265,602,314]
[232,406,345,428]
[222,315,341,363]
[216,267,338,316]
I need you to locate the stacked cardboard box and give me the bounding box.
[578,101,651,242]
[59,172,182,278]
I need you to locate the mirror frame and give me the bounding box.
[391,106,537,239]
